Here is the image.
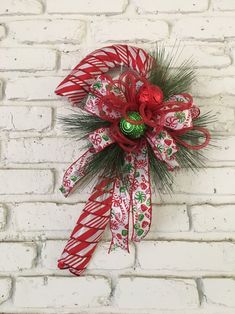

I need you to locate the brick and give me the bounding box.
[12,202,80,231]
[135,0,208,13]
[0,80,3,99]
[170,45,231,68]
[0,0,42,15]
[191,204,235,232]
[192,77,235,97]
[41,241,135,270]
[5,77,61,100]
[0,205,7,230]
[0,242,36,271]
[115,277,198,309]
[0,107,52,131]
[61,50,84,70]
[5,138,83,163]
[0,48,56,71]
[212,0,235,11]
[195,95,235,109]
[47,0,127,14]
[150,204,189,233]
[203,278,235,307]
[0,170,53,195]
[230,48,235,65]
[138,241,235,272]
[200,106,234,133]
[14,276,110,307]
[91,19,168,42]
[0,278,11,304]
[206,136,235,161]
[173,168,235,195]
[0,25,6,40]
[173,18,235,40]
[88,242,134,270]
[8,20,86,43]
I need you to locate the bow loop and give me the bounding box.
[89,127,114,152]
[146,130,179,170]
[85,75,123,121]
[158,94,195,131]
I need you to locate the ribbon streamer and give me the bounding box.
[58,177,114,275]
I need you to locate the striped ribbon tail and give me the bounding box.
[58,177,114,276]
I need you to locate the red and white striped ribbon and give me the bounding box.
[58,177,114,276]
[55,45,154,106]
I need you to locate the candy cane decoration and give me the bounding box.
[56,45,154,275]
[58,177,114,275]
[55,45,154,106]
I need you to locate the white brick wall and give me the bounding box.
[0,106,52,131]
[0,0,235,313]
[173,17,235,40]
[5,77,61,100]
[14,276,110,308]
[0,47,56,70]
[47,0,128,14]
[91,19,169,42]
[115,277,199,309]
[134,0,209,13]
[0,242,36,271]
[8,20,86,43]
[0,278,11,305]
[0,205,6,230]
[0,0,42,15]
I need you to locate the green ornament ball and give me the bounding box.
[119,111,146,139]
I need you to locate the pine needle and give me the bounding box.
[59,111,111,141]
[149,45,196,100]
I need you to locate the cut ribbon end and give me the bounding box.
[58,260,66,269]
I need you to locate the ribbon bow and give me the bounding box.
[58,72,210,275]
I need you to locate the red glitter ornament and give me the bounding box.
[137,84,164,109]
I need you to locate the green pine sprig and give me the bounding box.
[149,45,196,100]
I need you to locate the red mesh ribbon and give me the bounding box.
[55,45,154,106]
[58,177,114,276]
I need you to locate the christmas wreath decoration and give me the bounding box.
[55,45,213,276]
